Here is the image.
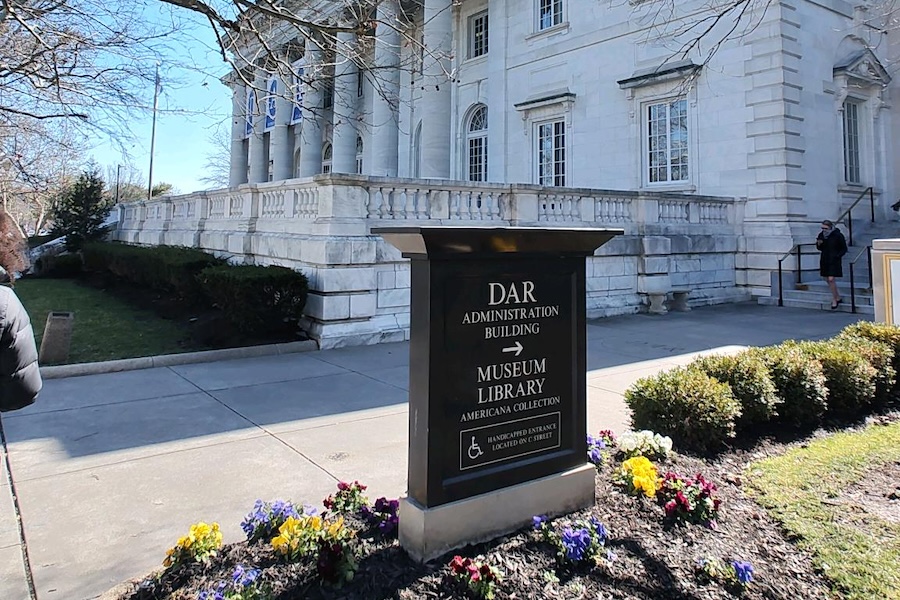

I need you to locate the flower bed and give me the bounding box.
[110,427,844,600]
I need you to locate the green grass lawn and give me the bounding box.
[14,278,190,365]
[747,421,900,600]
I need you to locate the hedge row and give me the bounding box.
[82,242,309,335]
[625,322,900,452]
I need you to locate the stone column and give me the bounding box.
[371,0,402,176]
[270,75,294,182]
[332,31,359,174]
[247,71,268,183]
[229,80,249,186]
[298,39,325,177]
[420,0,452,178]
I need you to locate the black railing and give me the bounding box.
[777,243,818,307]
[848,245,873,314]
[835,186,874,247]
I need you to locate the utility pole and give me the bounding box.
[148,63,161,202]
[115,164,123,204]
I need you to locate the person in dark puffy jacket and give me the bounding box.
[0,274,42,412]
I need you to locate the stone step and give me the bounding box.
[781,289,873,305]
[758,295,874,314]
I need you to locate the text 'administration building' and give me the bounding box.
[117,0,900,347]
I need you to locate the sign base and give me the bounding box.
[399,463,596,563]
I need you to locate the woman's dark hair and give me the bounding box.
[822,219,835,228]
[0,212,27,283]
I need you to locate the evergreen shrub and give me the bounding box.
[748,345,828,429]
[838,322,900,395]
[691,352,780,429]
[83,242,222,304]
[198,264,308,334]
[624,367,741,453]
[832,334,895,405]
[787,340,877,419]
[38,253,83,278]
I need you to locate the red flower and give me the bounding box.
[466,563,480,581]
[323,496,334,509]
[449,555,466,574]
[337,481,350,491]
[665,499,677,516]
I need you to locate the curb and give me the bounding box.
[39,340,319,380]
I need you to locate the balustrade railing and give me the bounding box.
[117,176,740,235]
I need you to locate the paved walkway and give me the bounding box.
[0,303,862,600]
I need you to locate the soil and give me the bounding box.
[104,420,900,600]
[78,272,310,351]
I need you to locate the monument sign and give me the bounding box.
[375,227,621,562]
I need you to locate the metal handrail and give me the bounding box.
[835,186,874,246]
[777,243,818,307]
[848,245,873,314]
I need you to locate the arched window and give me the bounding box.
[466,105,488,181]
[356,136,364,174]
[322,143,333,174]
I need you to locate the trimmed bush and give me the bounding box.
[833,334,895,405]
[691,352,780,429]
[624,367,741,453]
[198,264,308,335]
[748,345,828,429]
[38,253,83,278]
[839,322,900,395]
[83,242,223,304]
[787,340,876,419]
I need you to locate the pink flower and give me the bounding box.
[466,563,480,581]
[337,481,350,491]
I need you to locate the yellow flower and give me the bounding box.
[620,456,659,497]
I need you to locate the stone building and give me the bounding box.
[117,0,900,347]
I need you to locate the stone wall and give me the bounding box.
[116,175,748,348]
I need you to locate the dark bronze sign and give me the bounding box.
[374,227,622,507]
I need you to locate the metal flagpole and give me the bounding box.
[147,64,160,202]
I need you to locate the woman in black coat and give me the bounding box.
[816,220,848,310]
[0,282,41,411]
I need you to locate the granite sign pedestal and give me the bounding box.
[374,227,622,563]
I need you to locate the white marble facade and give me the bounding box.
[117,0,900,347]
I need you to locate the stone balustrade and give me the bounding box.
[116,174,748,348]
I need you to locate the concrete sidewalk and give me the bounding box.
[0,303,862,600]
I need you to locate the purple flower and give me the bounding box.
[732,561,754,585]
[589,447,604,464]
[532,515,547,530]
[232,565,260,587]
[561,527,592,562]
[606,549,618,562]
[590,517,608,541]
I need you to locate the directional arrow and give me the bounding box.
[502,341,524,357]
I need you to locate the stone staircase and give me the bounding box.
[759,219,900,315]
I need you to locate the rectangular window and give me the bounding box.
[323,80,334,110]
[468,137,487,181]
[417,34,425,76]
[646,98,688,184]
[537,120,566,186]
[537,0,563,31]
[843,100,861,184]
[468,11,489,59]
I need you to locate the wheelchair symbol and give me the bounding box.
[467,436,484,460]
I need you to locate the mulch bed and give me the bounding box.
[78,272,308,350]
[106,429,859,600]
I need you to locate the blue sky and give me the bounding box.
[88,4,232,195]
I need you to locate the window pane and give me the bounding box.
[646,98,689,183]
[843,101,861,183]
[469,12,489,58]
